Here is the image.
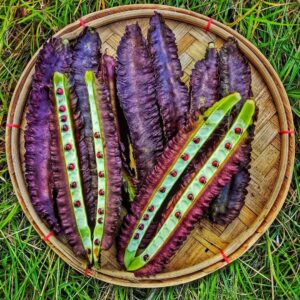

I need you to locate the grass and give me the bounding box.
[0,0,299,299]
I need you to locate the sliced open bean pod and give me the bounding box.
[117,93,242,268]
[25,38,75,234]
[51,72,93,263]
[84,70,122,263]
[124,100,256,275]
[72,27,102,226]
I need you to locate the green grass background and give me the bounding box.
[0,1,299,299]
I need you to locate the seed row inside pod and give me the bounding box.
[85,71,107,264]
[126,99,256,271]
[53,72,93,263]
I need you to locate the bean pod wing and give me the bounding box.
[102,53,137,201]
[25,86,60,233]
[148,12,189,142]
[116,24,164,182]
[219,37,252,103]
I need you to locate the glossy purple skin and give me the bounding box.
[190,43,219,114]
[135,138,251,276]
[148,12,189,142]
[96,61,122,250]
[25,38,75,234]
[72,27,101,218]
[116,24,164,182]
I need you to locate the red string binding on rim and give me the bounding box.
[278,130,294,135]
[204,17,214,32]
[79,18,87,28]
[6,123,21,129]
[84,267,91,277]
[42,231,54,242]
[220,250,230,264]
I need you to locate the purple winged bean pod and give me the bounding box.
[148,12,189,142]
[116,24,164,183]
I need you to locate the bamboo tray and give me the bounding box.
[6,5,295,288]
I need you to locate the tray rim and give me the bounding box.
[5,4,295,288]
